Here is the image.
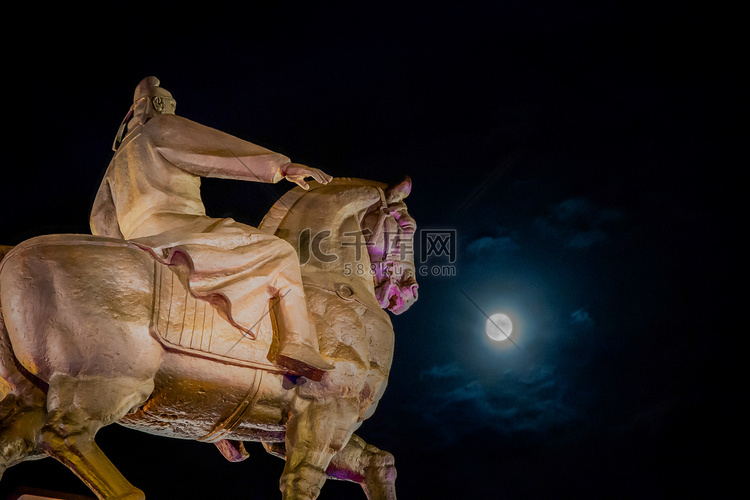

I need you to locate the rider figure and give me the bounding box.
[90,76,333,381]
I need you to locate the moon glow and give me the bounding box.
[485,313,513,342]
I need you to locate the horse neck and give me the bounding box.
[276,183,383,278]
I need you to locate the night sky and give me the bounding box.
[0,3,741,499]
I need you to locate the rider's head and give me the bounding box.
[133,76,176,120]
[114,77,176,151]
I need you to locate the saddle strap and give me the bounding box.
[198,369,265,443]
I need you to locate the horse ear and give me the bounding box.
[385,176,412,203]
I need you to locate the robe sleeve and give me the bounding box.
[148,114,289,183]
[90,176,125,239]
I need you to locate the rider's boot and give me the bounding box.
[276,340,333,382]
[272,288,334,382]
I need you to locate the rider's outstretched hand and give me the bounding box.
[281,163,333,190]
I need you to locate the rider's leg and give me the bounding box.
[265,238,333,381]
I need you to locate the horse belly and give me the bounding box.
[118,349,291,442]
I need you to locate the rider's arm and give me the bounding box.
[148,114,289,184]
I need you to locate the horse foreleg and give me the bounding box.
[40,374,154,500]
[280,396,360,500]
[327,433,397,500]
[264,432,397,500]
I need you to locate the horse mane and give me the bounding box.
[258,177,387,235]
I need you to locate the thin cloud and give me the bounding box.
[419,362,463,381]
[535,197,626,249]
[411,363,579,447]
[571,307,595,327]
[466,234,520,255]
[566,227,608,249]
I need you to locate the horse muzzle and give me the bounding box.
[374,266,419,315]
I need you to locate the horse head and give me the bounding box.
[259,176,419,315]
[363,176,419,315]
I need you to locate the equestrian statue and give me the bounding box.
[0,77,419,499]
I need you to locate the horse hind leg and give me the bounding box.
[0,388,47,480]
[1,309,47,479]
[40,373,155,500]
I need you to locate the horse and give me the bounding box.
[0,176,418,500]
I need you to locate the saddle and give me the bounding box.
[149,257,281,372]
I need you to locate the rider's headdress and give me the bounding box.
[113,76,174,151]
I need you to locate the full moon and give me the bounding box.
[485,313,513,341]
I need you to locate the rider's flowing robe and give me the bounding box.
[90,114,315,349]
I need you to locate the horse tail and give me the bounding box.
[0,244,43,400]
[1,247,16,394]
[0,249,49,475]
[1,246,24,400]
[0,245,12,265]
[1,305,18,403]
[0,242,47,409]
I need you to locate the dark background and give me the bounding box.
[0,3,742,499]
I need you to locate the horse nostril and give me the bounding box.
[389,294,399,309]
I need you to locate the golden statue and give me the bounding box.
[0,77,419,499]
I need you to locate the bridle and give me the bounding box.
[367,188,416,288]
